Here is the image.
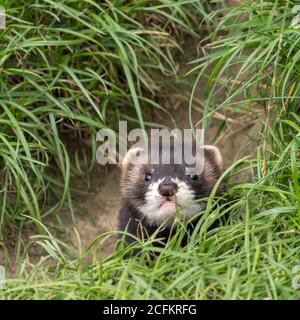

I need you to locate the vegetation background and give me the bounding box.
[0,0,299,299]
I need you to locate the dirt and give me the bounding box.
[64,166,121,257]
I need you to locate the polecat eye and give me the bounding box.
[187,174,199,181]
[144,172,153,181]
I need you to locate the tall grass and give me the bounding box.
[1,167,299,299]
[0,0,206,230]
[0,0,299,300]
[188,0,300,227]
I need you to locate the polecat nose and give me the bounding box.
[158,183,178,197]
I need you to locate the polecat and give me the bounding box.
[118,143,224,252]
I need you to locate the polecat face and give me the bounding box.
[121,145,223,226]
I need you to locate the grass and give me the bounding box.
[0,0,300,300]
[0,0,206,229]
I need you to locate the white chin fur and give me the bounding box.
[138,178,205,226]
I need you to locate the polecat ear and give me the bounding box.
[203,145,223,177]
[121,147,148,176]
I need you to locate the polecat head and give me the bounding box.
[121,144,224,226]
